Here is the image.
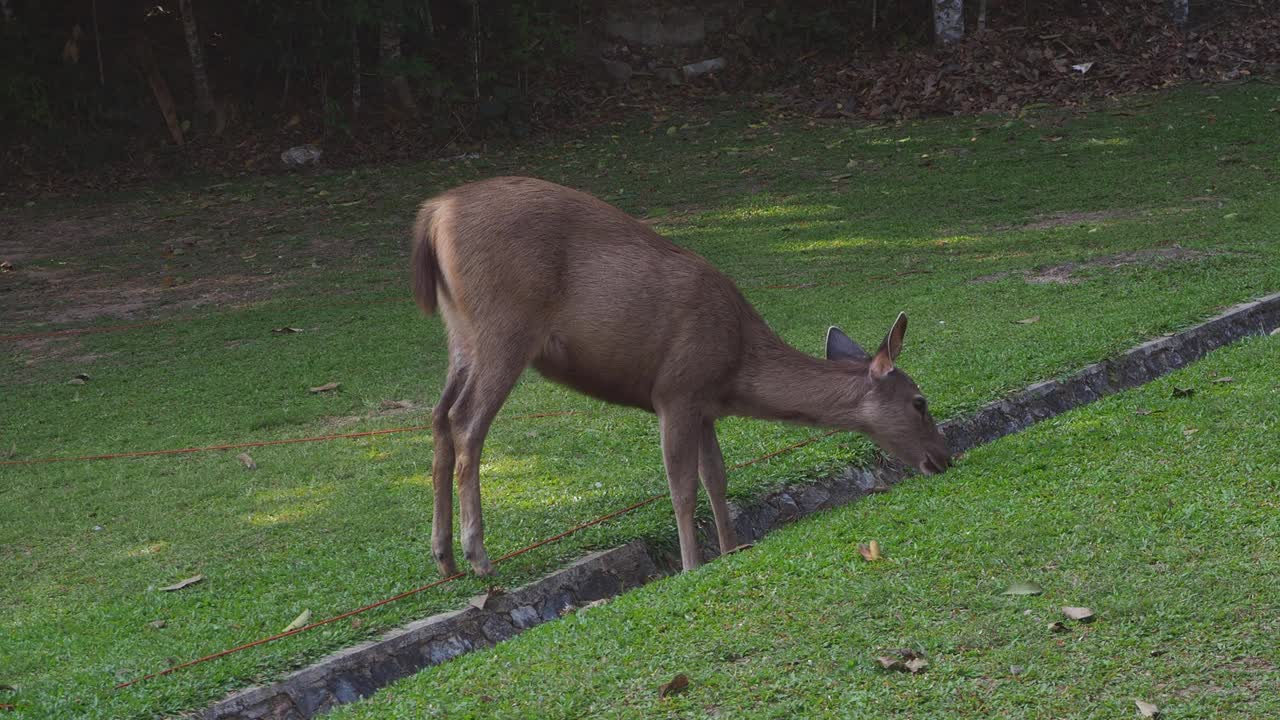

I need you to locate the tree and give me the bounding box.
[1169,0,1190,27]
[352,23,362,116]
[380,0,417,117]
[177,0,218,134]
[934,0,964,45]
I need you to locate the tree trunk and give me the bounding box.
[0,0,13,23]
[978,0,988,32]
[92,0,105,86]
[132,35,184,146]
[380,18,417,116]
[933,0,964,45]
[177,0,217,134]
[1168,0,1189,27]
[352,24,362,117]
[470,0,481,100]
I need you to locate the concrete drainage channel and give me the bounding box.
[202,292,1280,720]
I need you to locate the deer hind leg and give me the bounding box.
[658,406,704,571]
[698,419,739,557]
[430,354,469,577]
[447,345,529,576]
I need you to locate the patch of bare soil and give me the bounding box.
[1018,209,1146,232]
[971,247,1224,285]
[0,195,319,330]
[319,399,427,432]
[4,267,288,326]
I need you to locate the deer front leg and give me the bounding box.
[659,407,703,571]
[698,419,738,557]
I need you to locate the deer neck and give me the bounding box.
[728,326,870,429]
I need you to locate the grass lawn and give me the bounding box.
[2,81,1280,718]
[331,334,1280,720]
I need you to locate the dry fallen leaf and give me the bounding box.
[577,599,609,614]
[1211,376,1235,384]
[1183,427,1199,437]
[876,649,929,673]
[1171,387,1196,398]
[1015,316,1040,324]
[159,574,204,592]
[1062,606,1095,622]
[1133,408,1154,416]
[148,619,167,630]
[1135,699,1160,717]
[1001,581,1044,596]
[1271,327,1280,337]
[68,377,86,386]
[380,399,414,410]
[468,586,506,610]
[858,540,883,562]
[237,453,257,470]
[271,327,304,334]
[281,609,312,633]
[659,673,690,698]
[1048,621,1069,633]
[308,382,341,394]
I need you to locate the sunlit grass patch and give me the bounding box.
[2,80,1279,718]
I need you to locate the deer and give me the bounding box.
[413,176,951,577]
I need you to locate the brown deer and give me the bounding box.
[413,177,950,576]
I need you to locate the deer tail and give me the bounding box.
[411,202,440,315]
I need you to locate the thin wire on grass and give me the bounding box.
[112,429,840,690]
[0,411,580,467]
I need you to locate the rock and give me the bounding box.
[654,67,683,86]
[281,145,322,167]
[600,57,633,85]
[682,57,726,78]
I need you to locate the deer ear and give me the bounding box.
[869,312,908,378]
[826,326,870,362]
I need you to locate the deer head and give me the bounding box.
[825,313,951,475]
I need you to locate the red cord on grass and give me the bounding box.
[0,411,579,467]
[112,429,839,690]
[0,321,165,343]
[0,296,414,344]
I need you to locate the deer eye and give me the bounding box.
[913,396,927,413]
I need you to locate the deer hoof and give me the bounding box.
[435,554,460,577]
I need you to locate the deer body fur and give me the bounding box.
[413,176,950,575]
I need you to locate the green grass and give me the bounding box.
[331,334,1280,720]
[2,81,1280,718]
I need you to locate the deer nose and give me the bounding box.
[920,453,950,476]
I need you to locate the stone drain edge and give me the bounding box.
[199,291,1280,720]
